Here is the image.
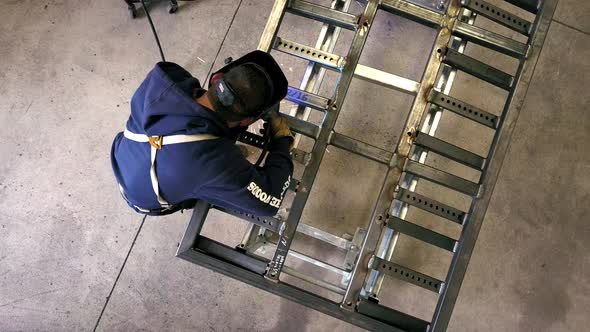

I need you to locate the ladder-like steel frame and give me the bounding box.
[177,0,558,330]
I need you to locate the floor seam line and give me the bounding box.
[552,19,589,35]
[92,215,147,332]
[203,0,244,84]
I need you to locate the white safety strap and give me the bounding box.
[123,129,218,207]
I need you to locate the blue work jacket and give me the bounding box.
[110,62,293,216]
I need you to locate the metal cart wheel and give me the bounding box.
[168,0,178,14]
[125,1,137,19]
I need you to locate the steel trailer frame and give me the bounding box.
[176,0,558,330]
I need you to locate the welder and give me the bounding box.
[110,51,294,217]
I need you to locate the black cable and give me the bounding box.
[204,0,243,83]
[140,0,166,62]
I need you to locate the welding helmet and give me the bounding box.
[208,50,288,121]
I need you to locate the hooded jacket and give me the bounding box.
[110,62,293,216]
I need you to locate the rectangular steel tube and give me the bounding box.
[297,222,351,250]
[380,0,444,28]
[444,48,514,90]
[354,64,421,95]
[288,0,358,30]
[287,86,330,111]
[194,236,268,275]
[357,298,430,332]
[329,132,394,165]
[387,216,457,252]
[283,114,320,138]
[288,250,349,276]
[283,266,347,295]
[413,131,485,170]
[258,0,288,51]
[404,160,480,196]
[176,200,211,254]
[453,20,528,58]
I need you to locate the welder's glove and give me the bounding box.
[268,112,294,149]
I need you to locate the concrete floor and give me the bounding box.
[1,0,589,331]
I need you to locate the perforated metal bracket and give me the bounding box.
[370,256,445,293]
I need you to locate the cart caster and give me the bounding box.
[168,3,178,14]
[128,4,137,19]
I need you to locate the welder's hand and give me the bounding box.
[269,112,293,140]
